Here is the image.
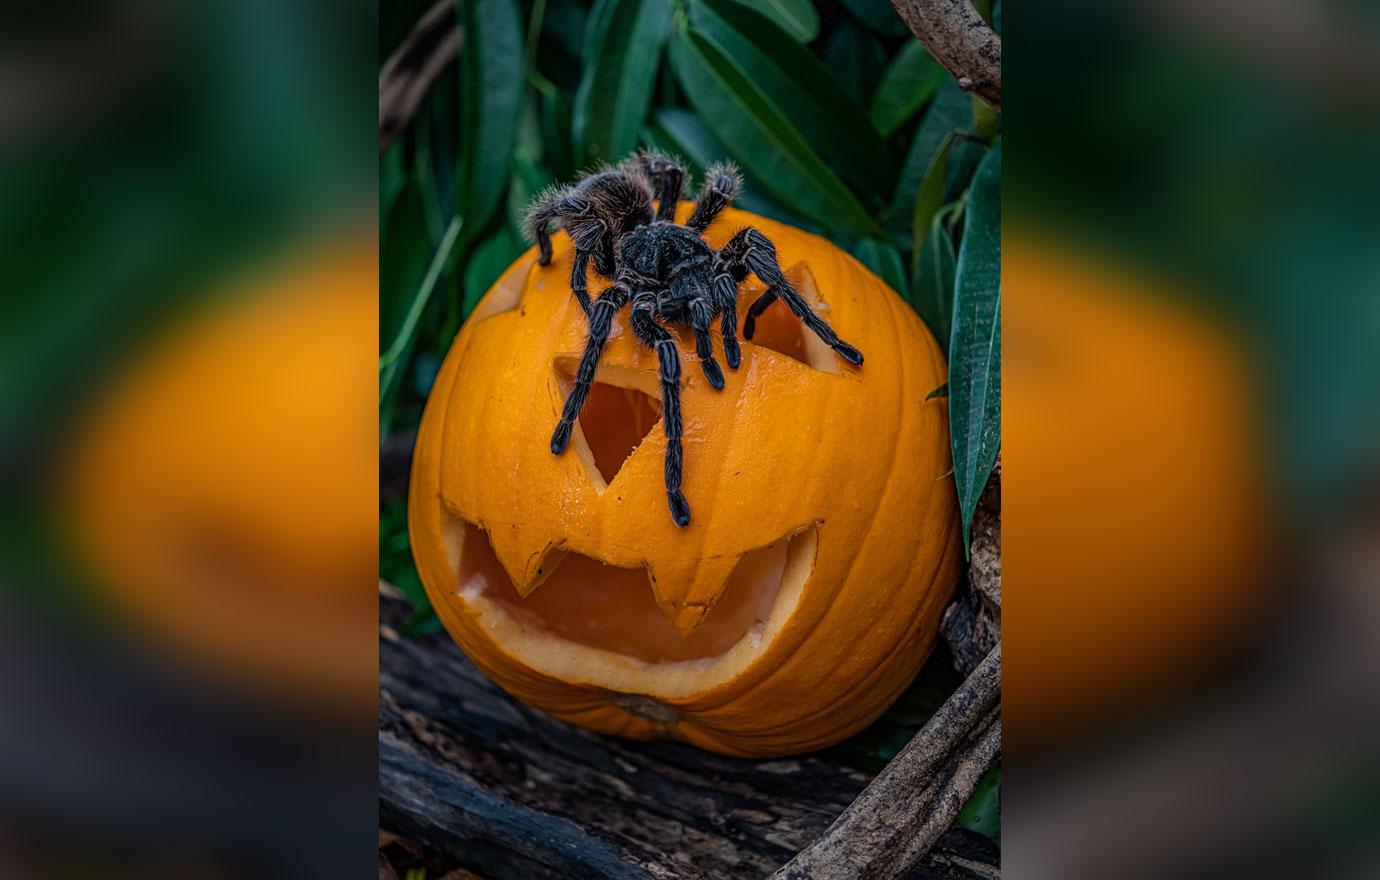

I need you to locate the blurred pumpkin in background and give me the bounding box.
[410,206,961,757]
[1003,231,1275,752]
[63,236,377,715]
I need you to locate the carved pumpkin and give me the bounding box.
[64,238,377,714]
[410,206,960,756]
[1004,232,1273,752]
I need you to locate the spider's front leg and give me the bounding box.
[630,295,691,527]
[687,163,741,233]
[566,219,610,316]
[550,279,632,454]
[687,293,725,390]
[720,227,863,366]
[711,265,741,370]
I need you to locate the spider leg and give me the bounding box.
[630,295,691,527]
[624,151,685,222]
[742,290,776,341]
[687,163,742,233]
[688,294,724,390]
[721,227,863,365]
[567,219,609,316]
[712,269,741,369]
[527,184,581,267]
[550,280,633,455]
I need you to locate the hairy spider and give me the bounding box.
[528,152,863,527]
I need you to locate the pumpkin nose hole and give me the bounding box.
[556,362,661,489]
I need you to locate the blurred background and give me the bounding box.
[379,0,1003,872]
[1003,0,1380,877]
[1,0,377,876]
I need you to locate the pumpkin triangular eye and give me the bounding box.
[555,358,662,490]
[741,263,839,373]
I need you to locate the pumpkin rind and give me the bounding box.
[410,206,960,756]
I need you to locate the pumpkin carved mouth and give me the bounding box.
[445,515,816,670]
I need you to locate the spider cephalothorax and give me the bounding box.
[528,152,863,527]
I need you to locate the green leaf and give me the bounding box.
[668,28,887,238]
[840,0,909,35]
[853,238,909,300]
[957,765,1001,843]
[573,0,673,165]
[456,0,523,236]
[381,141,405,227]
[725,0,818,43]
[641,107,811,227]
[949,145,1001,550]
[381,216,464,409]
[888,80,972,234]
[870,42,945,137]
[911,211,957,351]
[973,94,1000,142]
[822,19,887,103]
[687,0,893,206]
[541,87,575,181]
[912,131,958,263]
[925,382,949,400]
[462,226,526,317]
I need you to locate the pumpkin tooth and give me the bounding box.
[486,527,565,598]
[647,554,743,636]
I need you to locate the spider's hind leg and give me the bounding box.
[721,227,863,366]
[628,151,686,222]
[630,296,691,527]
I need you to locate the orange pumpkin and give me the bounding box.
[63,236,378,715]
[1003,232,1274,752]
[410,205,960,756]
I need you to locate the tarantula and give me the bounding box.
[528,152,862,527]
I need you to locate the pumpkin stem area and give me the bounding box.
[448,519,807,665]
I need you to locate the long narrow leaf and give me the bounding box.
[456,0,522,236]
[888,80,972,234]
[688,0,894,205]
[668,29,886,238]
[949,145,1001,549]
[853,238,909,300]
[573,0,672,165]
[911,212,957,350]
[640,107,813,228]
[870,41,945,137]
[911,131,958,262]
[726,0,818,43]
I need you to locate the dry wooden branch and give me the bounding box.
[773,646,1001,879]
[379,0,461,152]
[943,460,1001,674]
[890,0,1001,110]
[378,592,999,879]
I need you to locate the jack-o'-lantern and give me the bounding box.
[64,236,377,715]
[1004,232,1274,753]
[410,206,960,756]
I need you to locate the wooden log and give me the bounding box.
[379,593,1000,879]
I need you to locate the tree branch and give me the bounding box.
[379,0,461,152]
[773,646,1002,880]
[890,0,1001,110]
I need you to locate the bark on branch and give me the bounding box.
[773,646,1002,879]
[379,0,461,152]
[890,0,1002,110]
[378,591,999,879]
